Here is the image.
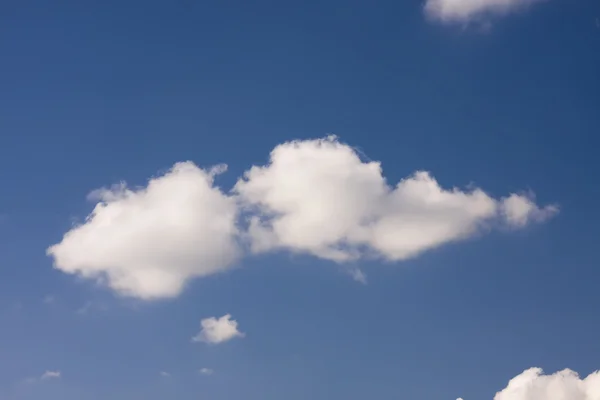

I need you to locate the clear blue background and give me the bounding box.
[0,1,599,399]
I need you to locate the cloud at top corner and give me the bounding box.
[423,0,548,24]
[46,136,557,300]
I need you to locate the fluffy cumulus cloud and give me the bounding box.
[191,314,245,344]
[462,368,600,400]
[47,162,240,300]
[47,136,557,299]
[235,136,557,262]
[424,0,547,24]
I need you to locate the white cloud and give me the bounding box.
[160,371,171,378]
[424,0,547,24]
[40,371,61,380]
[47,162,240,300]
[42,295,55,304]
[501,193,558,228]
[494,368,600,400]
[199,368,214,376]
[461,368,600,400]
[48,137,557,299]
[234,136,556,262]
[192,314,245,344]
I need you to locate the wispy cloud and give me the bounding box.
[76,301,93,315]
[199,368,214,376]
[348,268,367,285]
[41,371,61,380]
[22,370,61,384]
[75,301,107,315]
[424,0,548,24]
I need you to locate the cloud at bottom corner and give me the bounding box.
[460,367,600,400]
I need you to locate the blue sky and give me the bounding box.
[1,0,599,399]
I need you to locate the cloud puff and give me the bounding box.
[501,193,558,227]
[47,162,240,300]
[199,368,214,376]
[159,371,171,378]
[488,368,600,400]
[192,314,245,344]
[235,136,557,262]
[424,0,547,24]
[40,371,61,380]
[47,137,556,299]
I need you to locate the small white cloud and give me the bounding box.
[47,162,240,300]
[41,371,61,380]
[199,368,214,376]
[192,314,245,344]
[500,193,558,228]
[42,295,55,304]
[424,0,548,24]
[160,371,171,378]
